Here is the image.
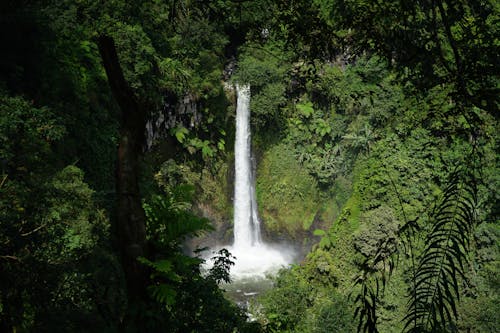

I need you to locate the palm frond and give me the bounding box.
[353,162,478,333]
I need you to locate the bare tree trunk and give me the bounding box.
[97,35,148,311]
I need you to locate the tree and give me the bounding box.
[0,95,123,331]
[97,35,149,310]
[315,0,499,118]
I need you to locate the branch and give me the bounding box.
[97,35,143,124]
[20,223,47,237]
[0,174,7,188]
[0,255,21,262]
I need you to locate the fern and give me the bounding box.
[138,258,180,281]
[143,185,213,250]
[353,273,380,333]
[403,168,478,332]
[140,185,215,309]
[148,283,177,308]
[353,163,479,333]
[352,231,396,333]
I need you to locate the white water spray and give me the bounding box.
[229,84,292,279]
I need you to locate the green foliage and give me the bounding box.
[0,96,64,168]
[258,264,354,333]
[257,143,321,234]
[296,295,356,333]
[232,41,288,88]
[354,206,399,260]
[171,126,189,143]
[348,151,487,333]
[315,0,499,115]
[253,41,497,331]
[112,22,159,98]
[207,248,236,284]
[10,1,121,192]
[139,256,180,308]
[232,40,290,131]
[303,248,342,287]
[283,56,405,187]
[404,167,478,332]
[0,6,124,323]
[259,267,316,332]
[143,187,214,252]
[140,186,258,332]
[270,0,340,59]
[0,164,124,331]
[313,229,333,249]
[153,159,232,225]
[43,166,106,256]
[1,0,498,331]
[251,82,287,127]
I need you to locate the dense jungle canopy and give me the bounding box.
[0,0,498,332]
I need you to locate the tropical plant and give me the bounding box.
[352,164,479,333]
[141,185,212,306]
[143,185,214,251]
[139,186,258,332]
[403,167,478,332]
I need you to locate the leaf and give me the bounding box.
[201,142,214,158]
[403,167,478,332]
[217,139,225,151]
[296,101,314,118]
[313,229,326,237]
[148,284,177,307]
[319,237,332,249]
[172,126,189,143]
[138,257,181,282]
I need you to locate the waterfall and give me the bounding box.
[227,84,293,280]
[233,84,261,248]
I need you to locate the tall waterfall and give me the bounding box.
[233,84,261,248]
[228,84,292,279]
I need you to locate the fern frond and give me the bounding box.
[404,167,477,332]
[352,272,380,333]
[147,283,177,308]
[143,191,214,249]
[352,234,396,333]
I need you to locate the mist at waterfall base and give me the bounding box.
[204,84,296,303]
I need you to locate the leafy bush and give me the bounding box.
[140,187,259,332]
[296,295,356,333]
[259,267,316,332]
[0,95,123,330]
[353,206,399,260]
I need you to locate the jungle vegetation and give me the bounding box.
[0,0,498,332]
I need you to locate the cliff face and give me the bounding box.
[183,82,339,255]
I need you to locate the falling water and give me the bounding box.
[229,84,293,280]
[233,84,261,248]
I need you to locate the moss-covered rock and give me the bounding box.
[256,143,323,237]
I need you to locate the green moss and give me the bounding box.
[256,143,321,235]
[334,190,361,234]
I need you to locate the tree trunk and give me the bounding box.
[97,35,148,309]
